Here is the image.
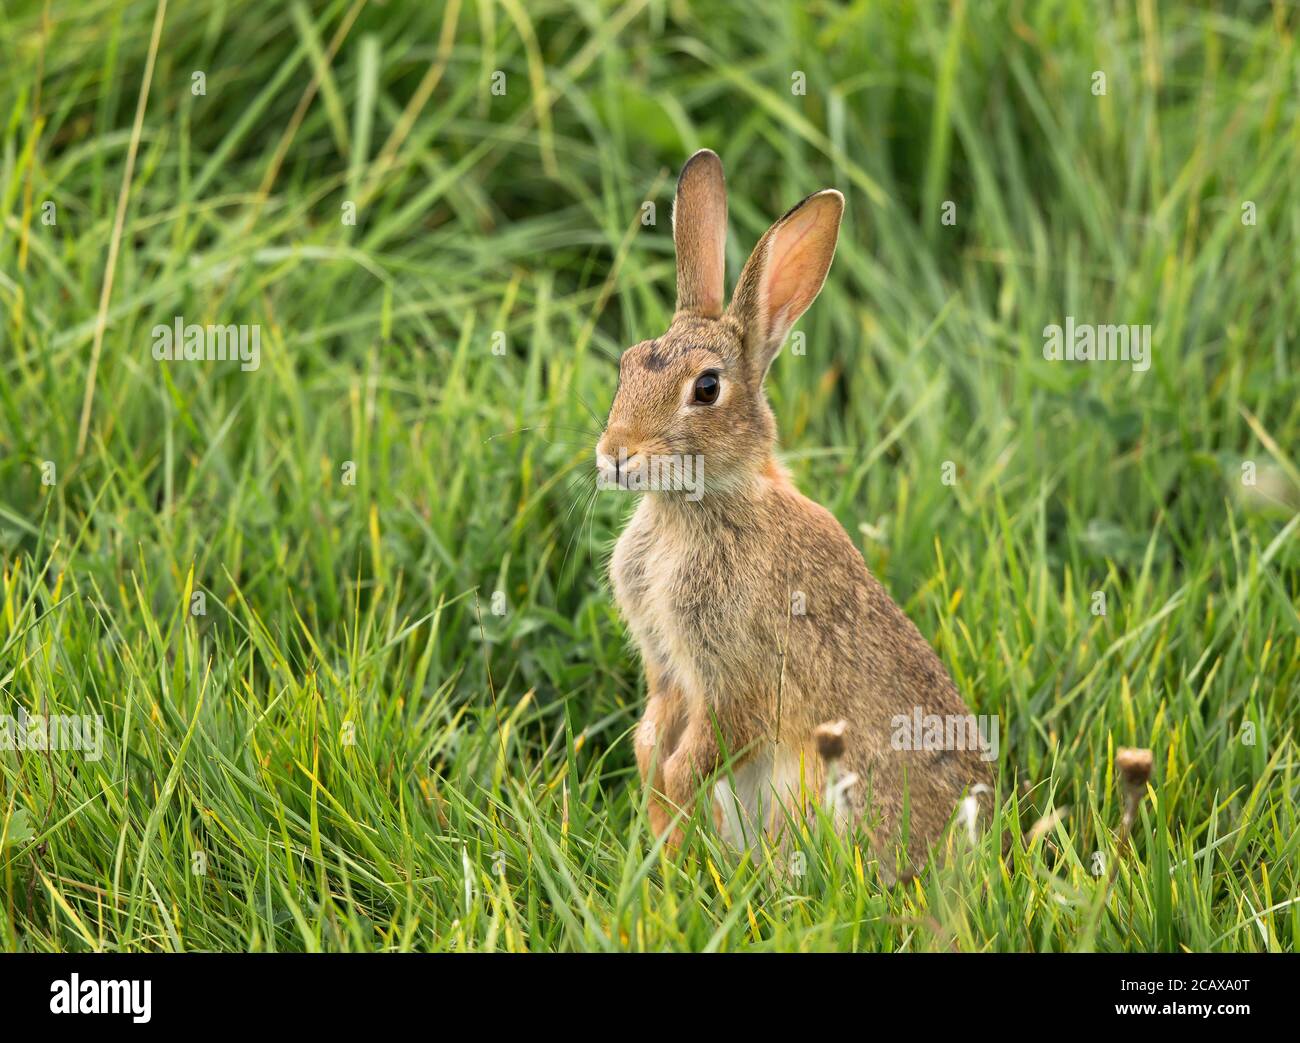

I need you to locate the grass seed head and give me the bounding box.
[1116,747,1153,793]
[814,719,848,763]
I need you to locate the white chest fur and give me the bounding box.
[610,502,706,697]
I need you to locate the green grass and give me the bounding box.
[1,0,1297,952]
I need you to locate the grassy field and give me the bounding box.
[0,0,1297,952]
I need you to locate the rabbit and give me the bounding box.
[596,149,993,876]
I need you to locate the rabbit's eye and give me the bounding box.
[692,372,720,404]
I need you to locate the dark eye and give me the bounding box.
[692,371,720,404]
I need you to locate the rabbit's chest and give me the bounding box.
[610,523,696,640]
[610,510,751,691]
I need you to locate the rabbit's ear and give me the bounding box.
[673,149,728,318]
[729,189,843,375]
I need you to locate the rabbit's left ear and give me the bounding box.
[673,149,728,319]
[729,189,843,376]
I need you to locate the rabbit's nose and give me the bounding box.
[595,442,644,489]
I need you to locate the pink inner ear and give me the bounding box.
[761,210,823,335]
[757,196,840,344]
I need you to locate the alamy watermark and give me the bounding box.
[1043,316,1151,372]
[50,974,151,1023]
[596,450,705,501]
[152,316,261,371]
[890,708,999,762]
[0,708,103,761]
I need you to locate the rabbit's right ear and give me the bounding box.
[728,189,843,378]
[673,149,728,319]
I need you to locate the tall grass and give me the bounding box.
[0,0,1296,951]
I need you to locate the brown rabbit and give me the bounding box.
[596,150,993,876]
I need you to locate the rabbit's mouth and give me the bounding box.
[594,447,706,501]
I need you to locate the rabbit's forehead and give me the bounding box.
[620,323,739,375]
[621,341,717,374]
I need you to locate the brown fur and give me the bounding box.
[598,150,992,874]
[672,149,728,318]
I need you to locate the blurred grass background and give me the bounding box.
[0,0,1297,951]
